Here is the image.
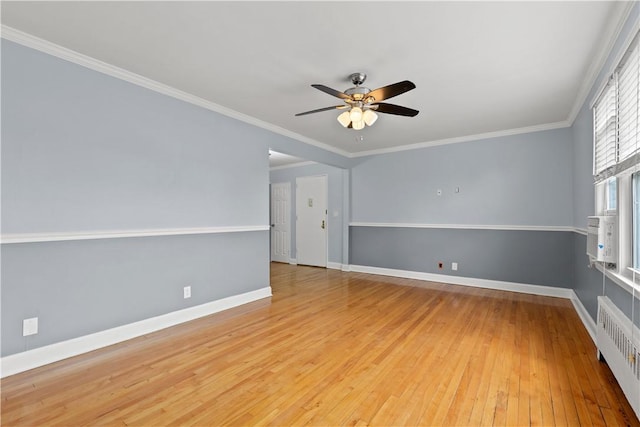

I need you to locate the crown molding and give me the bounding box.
[349,120,570,158]
[0,25,351,159]
[570,1,637,122]
[3,6,633,162]
[590,5,640,110]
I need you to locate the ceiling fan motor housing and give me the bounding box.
[295,73,418,120]
[349,72,367,86]
[345,86,372,102]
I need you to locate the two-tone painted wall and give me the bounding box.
[270,162,348,268]
[349,128,575,288]
[348,2,640,331]
[0,38,271,359]
[570,3,640,327]
[0,38,349,374]
[2,2,639,377]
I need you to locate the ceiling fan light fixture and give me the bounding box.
[349,106,363,123]
[363,109,378,126]
[337,111,351,127]
[296,73,418,133]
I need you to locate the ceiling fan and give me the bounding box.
[295,72,419,130]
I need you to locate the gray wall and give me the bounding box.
[569,2,640,325]
[351,227,573,288]
[0,39,349,357]
[270,162,345,265]
[2,232,268,356]
[349,128,574,289]
[352,128,573,226]
[3,3,639,360]
[1,41,269,233]
[572,233,640,327]
[349,4,640,327]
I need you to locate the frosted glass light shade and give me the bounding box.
[337,111,351,127]
[363,109,378,126]
[352,120,365,130]
[349,107,363,123]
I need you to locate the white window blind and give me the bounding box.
[593,30,640,179]
[618,42,639,162]
[594,81,617,174]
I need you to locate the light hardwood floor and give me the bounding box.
[2,263,638,426]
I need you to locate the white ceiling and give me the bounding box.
[1,1,631,157]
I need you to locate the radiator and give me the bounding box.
[597,296,640,420]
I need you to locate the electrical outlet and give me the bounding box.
[452,262,458,271]
[183,286,191,299]
[23,317,38,336]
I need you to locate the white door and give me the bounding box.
[296,175,327,267]
[270,182,291,263]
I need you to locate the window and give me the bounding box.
[593,34,640,177]
[618,42,639,163]
[606,177,617,212]
[634,173,640,270]
[592,29,639,287]
[594,81,617,175]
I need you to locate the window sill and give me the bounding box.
[595,263,640,296]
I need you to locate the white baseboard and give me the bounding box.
[1,287,272,378]
[286,261,345,271]
[341,264,352,272]
[348,265,600,344]
[348,265,574,299]
[571,291,597,344]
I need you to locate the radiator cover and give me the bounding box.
[597,296,640,420]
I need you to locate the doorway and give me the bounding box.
[296,175,328,267]
[270,182,291,263]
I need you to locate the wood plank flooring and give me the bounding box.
[2,263,638,426]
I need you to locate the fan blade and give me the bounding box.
[295,105,347,116]
[372,102,419,117]
[311,84,351,100]
[367,80,416,102]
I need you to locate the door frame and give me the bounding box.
[270,181,291,263]
[295,174,328,267]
